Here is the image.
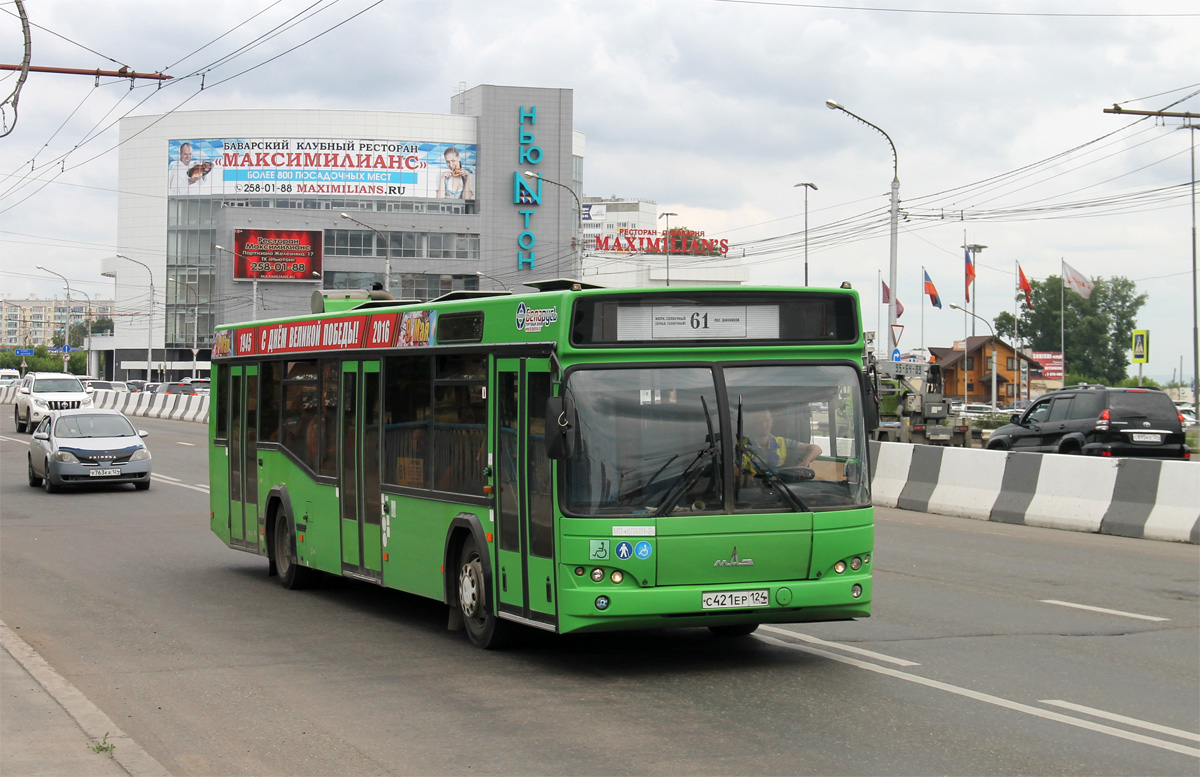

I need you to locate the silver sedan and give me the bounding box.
[27,409,152,493]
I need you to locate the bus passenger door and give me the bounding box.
[340,360,383,582]
[227,365,258,550]
[494,358,557,629]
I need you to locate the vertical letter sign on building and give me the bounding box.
[514,105,541,270]
[233,229,323,281]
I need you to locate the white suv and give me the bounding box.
[14,372,93,433]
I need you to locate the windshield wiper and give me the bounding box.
[734,396,809,512]
[655,441,716,516]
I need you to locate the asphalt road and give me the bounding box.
[1,416,1197,776]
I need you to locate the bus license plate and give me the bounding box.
[1131,433,1161,443]
[89,468,121,477]
[702,590,769,610]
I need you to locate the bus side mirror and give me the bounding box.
[862,370,880,430]
[544,395,576,460]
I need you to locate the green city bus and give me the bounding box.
[209,282,878,648]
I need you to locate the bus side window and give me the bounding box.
[382,355,432,489]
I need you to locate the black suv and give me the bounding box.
[987,385,1189,459]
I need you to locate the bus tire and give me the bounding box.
[457,538,512,649]
[708,623,759,637]
[273,510,316,590]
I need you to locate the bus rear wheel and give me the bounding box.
[457,539,512,649]
[274,512,316,590]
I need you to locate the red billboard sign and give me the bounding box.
[1030,351,1063,380]
[232,229,323,281]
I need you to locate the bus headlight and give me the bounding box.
[852,584,863,598]
[610,570,623,584]
[834,560,847,574]
[849,556,862,571]
[590,568,605,582]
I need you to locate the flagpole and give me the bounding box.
[1016,262,1024,402]
[921,265,925,355]
[1060,259,1066,381]
[877,268,882,362]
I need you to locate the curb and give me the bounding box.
[0,620,172,777]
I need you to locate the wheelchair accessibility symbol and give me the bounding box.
[634,541,653,560]
[615,541,633,560]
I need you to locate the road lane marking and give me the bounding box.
[177,441,196,446]
[1040,599,1169,622]
[0,434,24,443]
[758,625,920,666]
[154,473,209,493]
[754,633,1200,758]
[1040,700,1200,742]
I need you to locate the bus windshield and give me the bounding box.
[563,363,869,516]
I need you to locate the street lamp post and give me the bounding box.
[115,254,154,382]
[340,213,392,293]
[522,171,583,279]
[475,271,508,291]
[67,287,92,376]
[169,277,200,378]
[214,245,258,320]
[36,265,72,370]
[826,100,900,354]
[659,212,678,287]
[951,303,998,410]
[794,183,818,286]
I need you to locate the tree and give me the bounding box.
[993,274,1146,385]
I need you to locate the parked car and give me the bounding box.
[154,382,199,395]
[986,384,1189,459]
[13,372,93,433]
[960,403,998,418]
[83,380,129,393]
[27,409,152,492]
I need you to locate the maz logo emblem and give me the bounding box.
[714,547,754,567]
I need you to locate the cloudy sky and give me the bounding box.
[1,0,1197,381]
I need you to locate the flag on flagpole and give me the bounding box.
[923,270,942,309]
[882,280,905,318]
[964,247,976,302]
[1062,261,1094,299]
[1018,263,1034,309]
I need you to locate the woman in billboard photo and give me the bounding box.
[436,146,473,199]
[168,141,214,196]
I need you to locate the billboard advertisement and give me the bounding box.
[232,229,323,281]
[167,138,476,199]
[1030,351,1063,380]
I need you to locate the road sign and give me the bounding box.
[891,324,904,347]
[891,348,902,362]
[1132,330,1149,363]
[15,349,33,355]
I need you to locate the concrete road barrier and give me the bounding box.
[1,385,1191,543]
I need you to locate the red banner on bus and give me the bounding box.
[233,229,323,281]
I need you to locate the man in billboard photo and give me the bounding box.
[436,146,473,199]
[168,141,213,195]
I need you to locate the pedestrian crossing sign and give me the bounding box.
[1132,330,1149,363]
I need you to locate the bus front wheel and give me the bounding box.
[274,512,316,590]
[457,539,512,649]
